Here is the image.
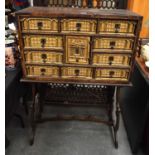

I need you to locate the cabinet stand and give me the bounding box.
[28,83,121,149]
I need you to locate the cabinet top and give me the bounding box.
[15,7,142,20]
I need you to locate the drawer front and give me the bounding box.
[21,18,58,32]
[23,35,63,49]
[25,52,63,64]
[95,69,129,81]
[99,20,136,34]
[93,54,131,66]
[66,36,90,64]
[61,19,96,33]
[26,66,59,77]
[94,38,133,50]
[62,67,92,79]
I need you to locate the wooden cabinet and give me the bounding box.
[15,7,142,147]
[16,7,142,85]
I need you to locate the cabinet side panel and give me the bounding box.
[17,16,27,77]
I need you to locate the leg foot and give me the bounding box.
[114,140,118,149]
[29,137,34,146]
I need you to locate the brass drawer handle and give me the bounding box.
[110,41,115,49]
[40,38,46,48]
[108,56,114,65]
[109,71,115,77]
[76,23,81,31]
[74,69,80,76]
[37,22,43,30]
[41,53,47,63]
[40,68,46,76]
[115,24,120,33]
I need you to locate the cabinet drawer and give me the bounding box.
[26,66,59,77]
[98,20,136,35]
[23,35,63,49]
[94,38,133,50]
[21,18,58,32]
[62,67,92,79]
[61,19,96,34]
[66,36,90,64]
[95,69,129,81]
[93,54,131,66]
[25,51,63,64]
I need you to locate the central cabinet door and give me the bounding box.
[66,36,90,64]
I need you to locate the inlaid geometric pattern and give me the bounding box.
[99,20,135,34]
[25,52,63,64]
[94,38,133,50]
[21,18,58,32]
[24,35,63,49]
[66,36,90,64]
[62,67,92,79]
[26,66,59,77]
[95,69,129,80]
[61,19,96,33]
[93,54,130,66]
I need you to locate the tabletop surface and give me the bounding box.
[15,7,142,19]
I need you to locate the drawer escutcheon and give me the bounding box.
[40,38,46,48]
[74,69,80,76]
[37,22,43,30]
[76,23,82,31]
[40,68,46,76]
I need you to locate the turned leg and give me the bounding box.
[113,86,121,149]
[108,87,114,122]
[36,84,46,121]
[29,83,36,145]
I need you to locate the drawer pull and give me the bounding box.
[40,38,46,48]
[37,22,43,30]
[108,56,114,65]
[76,23,81,31]
[40,68,46,76]
[41,53,47,63]
[110,41,115,49]
[74,69,80,76]
[109,71,115,77]
[115,24,120,33]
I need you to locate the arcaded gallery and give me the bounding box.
[5,0,149,155]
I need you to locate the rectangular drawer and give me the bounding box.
[94,38,133,50]
[21,18,58,32]
[26,66,59,77]
[93,54,131,66]
[98,20,136,35]
[95,69,129,81]
[25,51,63,64]
[23,35,63,49]
[61,19,96,34]
[66,36,90,64]
[62,67,92,79]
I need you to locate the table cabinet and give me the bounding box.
[15,7,142,147]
